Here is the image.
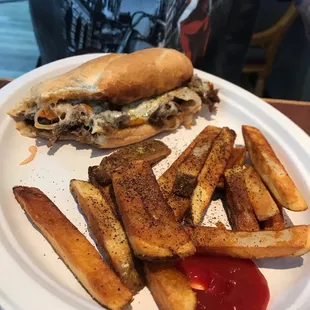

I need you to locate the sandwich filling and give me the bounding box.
[17,75,219,146]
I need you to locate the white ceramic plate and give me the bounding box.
[0,54,309,310]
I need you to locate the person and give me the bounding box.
[28,0,260,85]
[294,0,310,41]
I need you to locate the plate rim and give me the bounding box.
[0,53,309,310]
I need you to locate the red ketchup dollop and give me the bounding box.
[175,255,270,310]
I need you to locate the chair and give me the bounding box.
[243,2,298,97]
[0,78,12,89]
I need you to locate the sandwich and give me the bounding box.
[8,48,219,148]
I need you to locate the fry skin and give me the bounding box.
[242,125,308,211]
[191,127,236,225]
[145,263,196,310]
[188,225,310,259]
[112,161,195,260]
[70,180,144,293]
[13,186,132,310]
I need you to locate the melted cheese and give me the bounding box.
[33,87,201,132]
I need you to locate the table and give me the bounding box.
[0,78,309,136]
[263,98,310,136]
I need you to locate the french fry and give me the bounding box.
[217,146,246,189]
[224,166,260,231]
[144,263,196,310]
[89,140,171,186]
[167,194,191,222]
[242,125,308,211]
[188,225,310,259]
[243,165,280,221]
[112,161,195,260]
[261,204,285,231]
[191,127,236,225]
[13,186,132,310]
[70,180,144,293]
[172,126,221,197]
[158,126,220,220]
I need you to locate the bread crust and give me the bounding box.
[9,48,193,116]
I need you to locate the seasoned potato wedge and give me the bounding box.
[242,125,308,211]
[261,204,285,231]
[191,127,236,225]
[189,225,310,259]
[145,263,196,310]
[112,161,195,260]
[243,165,279,221]
[224,166,260,231]
[13,186,132,310]
[158,126,220,220]
[70,180,144,293]
[172,126,220,197]
[217,146,246,189]
[89,140,171,186]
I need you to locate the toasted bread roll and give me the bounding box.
[242,125,308,211]
[145,263,196,310]
[13,186,132,310]
[9,48,193,112]
[172,126,220,197]
[217,146,246,189]
[224,166,260,231]
[112,161,195,260]
[9,49,209,149]
[191,127,236,225]
[89,140,171,186]
[188,225,310,259]
[70,180,144,293]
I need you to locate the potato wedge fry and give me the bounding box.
[243,165,279,221]
[70,180,144,293]
[13,186,132,310]
[188,225,310,259]
[242,125,308,211]
[112,161,195,260]
[191,127,236,225]
[158,126,220,220]
[224,166,260,231]
[172,126,221,197]
[145,263,196,310]
[166,195,191,222]
[261,204,285,231]
[89,140,171,186]
[217,146,246,189]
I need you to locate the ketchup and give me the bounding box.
[175,255,270,310]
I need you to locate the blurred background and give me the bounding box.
[0,0,309,101]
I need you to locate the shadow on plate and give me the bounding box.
[35,138,113,159]
[255,256,304,269]
[282,208,294,227]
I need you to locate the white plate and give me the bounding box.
[0,54,309,310]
